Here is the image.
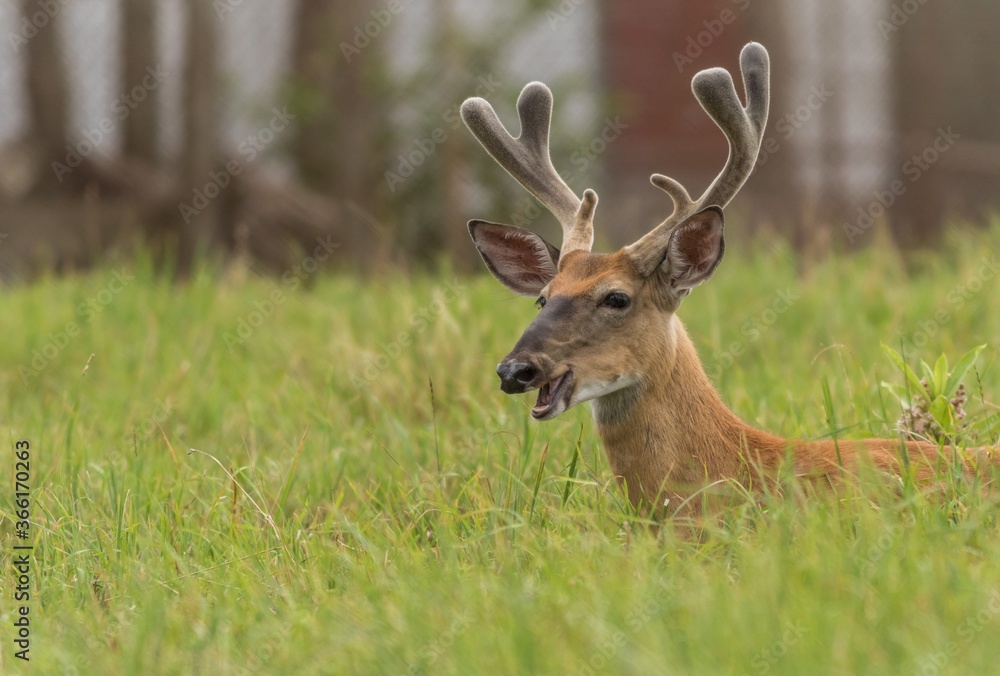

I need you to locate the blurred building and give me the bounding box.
[602,0,1000,251]
[0,1,997,278]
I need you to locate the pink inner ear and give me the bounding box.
[498,230,557,278]
[470,221,559,295]
[664,208,725,291]
[492,241,551,287]
[675,221,722,267]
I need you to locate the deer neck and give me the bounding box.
[590,316,784,506]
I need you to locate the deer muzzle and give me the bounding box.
[496,354,552,394]
[496,351,575,420]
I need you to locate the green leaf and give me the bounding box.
[943,344,986,397]
[921,359,935,392]
[882,344,928,401]
[929,395,955,433]
[879,381,912,408]
[979,409,1000,429]
[933,353,949,398]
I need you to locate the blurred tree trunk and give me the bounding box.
[889,3,946,249]
[932,2,1000,228]
[292,0,385,266]
[179,0,220,273]
[121,0,159,161]
[292,1,338,190]
[433,0,471,271]
[24,0,69,195]
[743,3,800,243]
[817,5,847,234]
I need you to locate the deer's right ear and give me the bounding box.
[662,206,725,291]
[468,220,560,296]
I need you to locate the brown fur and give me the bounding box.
[461,55,993,519]
[541,251,995,516]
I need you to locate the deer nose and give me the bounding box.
[497,360,539,394]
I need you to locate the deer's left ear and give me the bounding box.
[469,220,560,296]
[662,206,725,291]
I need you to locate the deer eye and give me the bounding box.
[602,292,630,309]
[535,296,547,309]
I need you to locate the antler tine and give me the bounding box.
[562,189,598,259]
[693,41,769,210]
[462,82,595,256]
[650,174,695,218]
[625,42,770,274]
[740,42,770,138]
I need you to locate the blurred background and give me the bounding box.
[1,0,998,280]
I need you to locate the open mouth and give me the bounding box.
[531,370,574,420]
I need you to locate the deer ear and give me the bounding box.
[663,206,725,291]
[469,220,560,296]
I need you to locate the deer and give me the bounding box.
[459,42,996,517]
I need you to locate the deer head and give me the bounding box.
[462,43,770,422]
[461,43,1000,513]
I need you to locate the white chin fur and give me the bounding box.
[570,376,639,409]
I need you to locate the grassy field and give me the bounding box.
[3,226,1000,675]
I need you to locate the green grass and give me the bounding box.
[2,226,1000,675]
